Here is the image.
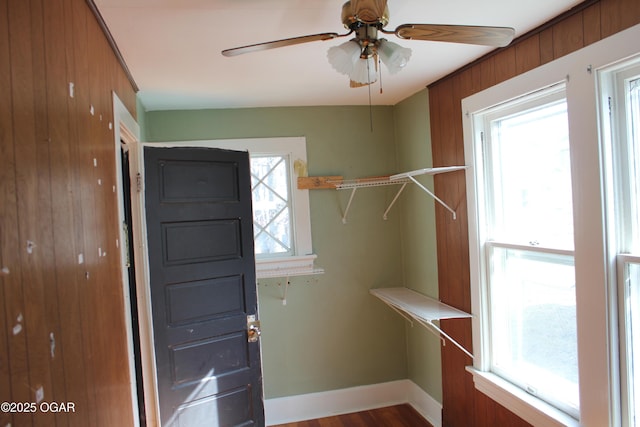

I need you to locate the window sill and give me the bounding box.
[255,254,324,279]
[466,367,579,427]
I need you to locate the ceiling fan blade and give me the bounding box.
[222,32,344,57]
[394,24,515,47]
[350,0,388,24]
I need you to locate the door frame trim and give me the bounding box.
[112,93,160,426]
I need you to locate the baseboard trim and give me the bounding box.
[264,380,442,426]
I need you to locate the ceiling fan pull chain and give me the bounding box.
[367,57,374,132]
[378,55,383,94]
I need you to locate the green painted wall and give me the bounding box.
[393,89,443,402]
[143,106,410,398]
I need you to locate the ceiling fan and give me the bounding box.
[221,0,515,87]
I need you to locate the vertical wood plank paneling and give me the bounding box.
[84,10,134,424]
[86,13,111,426]
[59,3,92,426]
[600,0,640,37]
[4,0,137,425]
[40,4,75,426]
[43,1,94,425]
[553,12,585,59]
[478,57,496,92]
[0,0,15,408]
[0,0,17,425]
[100,25,134,424]
[0,1,30,426]
[539,27,555,64]
[7,1,57,425]
[429,1,640,426]
[515,35,541,75]
[29,2,68,423]
[493,47,517,85]
[0,278,10,427]
[431,77,475,427]
[70,1,99,423]
[583,3,602,45]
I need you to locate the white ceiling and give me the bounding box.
[95,0,583,111]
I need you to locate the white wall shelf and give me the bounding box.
[335,166,467,223]
[370,287,474,359]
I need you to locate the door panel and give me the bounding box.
[144,147,263,427]
[162,220,242,265]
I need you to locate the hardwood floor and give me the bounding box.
[271,404,434,427]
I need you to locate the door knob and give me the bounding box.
[247,315,261,343]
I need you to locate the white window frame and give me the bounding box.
[148,137,319,278]
[600,58,640,427]
[463,23,640,427]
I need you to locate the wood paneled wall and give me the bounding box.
[0,0,137,425]
[428,0,640,426]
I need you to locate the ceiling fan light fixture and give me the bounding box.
[378,39,412,74]
[349,55,378,84]
[327,41,361,75]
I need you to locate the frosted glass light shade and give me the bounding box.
[350,56,377,84]
[378,40,412,74]
[327,41,361,75]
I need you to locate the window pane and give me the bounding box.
[488,99,573,249]
[489,247,579,416]
[251,156,292,256]
[628,262,640,426]
[628,78,640,252]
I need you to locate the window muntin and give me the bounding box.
[251,155,293,257]
[476,85,579,417]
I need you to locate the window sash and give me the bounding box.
[486,243,579,417]
[604,59,640,427]
[251,154,295,258]
[473,86,579,418]
[480,86,573,250]
[618,255,640,427]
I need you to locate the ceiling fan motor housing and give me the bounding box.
[341,1,389,28]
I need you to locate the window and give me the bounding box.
[251,155,294,257]
[163,137,319,278]
[471,85,579,418]
[601,58,640,427]
[462,22,640,427]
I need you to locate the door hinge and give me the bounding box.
[136,173,143,193]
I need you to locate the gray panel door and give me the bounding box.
[144,147,264,427]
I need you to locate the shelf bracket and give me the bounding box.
[406,175,457,220]
[383,182,408,220]
[281,277,290,305]
[387,302,473,359]
[385,301,414,327]
[341,187,358,224]
[423,319,474,360]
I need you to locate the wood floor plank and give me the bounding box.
[272,404,433,427]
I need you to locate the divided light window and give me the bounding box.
[475,84,580,418]
[251,155,293,257]
[195,137,316,278]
